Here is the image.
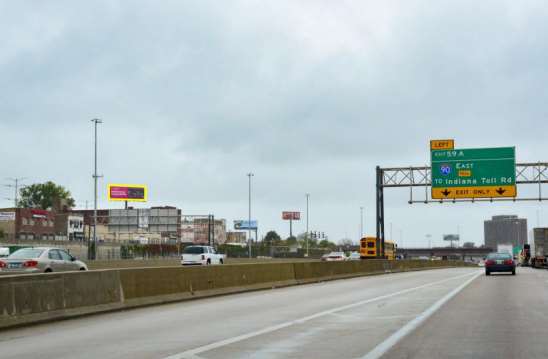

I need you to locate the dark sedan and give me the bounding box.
[485,252,516,275]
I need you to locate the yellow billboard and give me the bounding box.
[107,184,148,202]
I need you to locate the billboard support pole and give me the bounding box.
[207,215,212,246]
[247,173,254,258]
[289,218,293,239]
[306,193,310,257]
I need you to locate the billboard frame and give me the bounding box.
[107,184,148,202]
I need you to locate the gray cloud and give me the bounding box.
[1,0,548,245]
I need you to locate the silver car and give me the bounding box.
[0,247,88,274]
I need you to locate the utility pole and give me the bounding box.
[360,206,364,239]
[247,173,254,258]
[5,177,27,207]
[306,193,310,257]
[91,119,103,260]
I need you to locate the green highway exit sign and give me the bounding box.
[431,147,516,199]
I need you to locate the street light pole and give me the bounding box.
[360,206,364,239]
[247,173,254,258]
[306,193,310,257]
[91,119,102,260]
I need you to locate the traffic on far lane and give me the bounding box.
[181,245,225,266]
[0,247,88,274]
[485,252,516,275]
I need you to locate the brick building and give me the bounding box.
[0,208,56,241]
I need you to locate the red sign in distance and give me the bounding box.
[282,211,301,220]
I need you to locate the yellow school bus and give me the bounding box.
[360,237,397,260]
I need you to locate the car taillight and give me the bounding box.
[0,261,6,268]
[201,255,205,260]
[504,259,513,265]
[23,260,38,268]
[485,260,495,266]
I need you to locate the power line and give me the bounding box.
[4,177,27,207]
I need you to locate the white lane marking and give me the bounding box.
[360,271,482,359]
[163,270,478,359]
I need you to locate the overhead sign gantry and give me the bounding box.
[375,139,548,258]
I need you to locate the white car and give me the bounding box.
[347,252,361,261]
[321,252,347,262]
[181,245,225,266]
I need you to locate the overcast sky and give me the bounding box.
[1,1,548,247]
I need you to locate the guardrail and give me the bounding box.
[0,260,473,330]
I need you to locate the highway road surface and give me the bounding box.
[1,266,547,358]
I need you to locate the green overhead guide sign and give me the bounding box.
[431,146,516,199]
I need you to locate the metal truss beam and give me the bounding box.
[375,162,548,257]
[381,162,548,188]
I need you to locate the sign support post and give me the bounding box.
[289,218,293,239]
[376,166,385,259]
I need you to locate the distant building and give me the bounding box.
[71,207,180,243]
[484,215,527,249]
[180,217,227,245]
[226,231,247,244]
[54,212,84,241]
[107,207,180,243]
[0,208,56,241]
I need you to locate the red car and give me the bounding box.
[485,252,516,276]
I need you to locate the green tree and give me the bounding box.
[319,239,335,249]
[339,238,355,247]
[286,236,298,246]
[18,181,75,210]
[264,230,282,245]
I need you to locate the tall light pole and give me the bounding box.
[5,177,26,207]
[247,173,254,258]
[360,206,364,239]
[91,119,102,260]
[306,193,310,257]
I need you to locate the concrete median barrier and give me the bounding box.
[119,263,297,307]
[0,270,122,329]
[0,260,471,330]
[293,259,470,283]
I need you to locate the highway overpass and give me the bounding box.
[398,247,494,260]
